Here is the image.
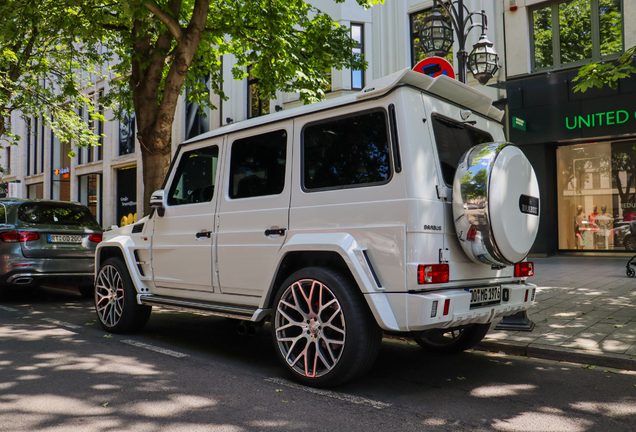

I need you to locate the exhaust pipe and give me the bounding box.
[236,321,248,336]
[247,321,264,337]
[14,277,33,285]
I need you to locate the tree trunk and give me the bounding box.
[140,141,173,217]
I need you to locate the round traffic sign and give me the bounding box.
[413,57,456,79]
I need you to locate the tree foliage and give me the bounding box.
[0,0,106,160]
[573,45,636,92]
[91,0,383,211]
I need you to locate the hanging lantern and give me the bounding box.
[468,33,500,85]
[420,5,454,57]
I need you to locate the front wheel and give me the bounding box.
[95,257,151,333]
[414,323,491,354]
[271,267,382,388]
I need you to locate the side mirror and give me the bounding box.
[106,225,119,231]
[150,189,166,217]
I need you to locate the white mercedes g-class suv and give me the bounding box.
[94,68,539,388]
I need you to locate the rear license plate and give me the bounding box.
[48,234,82,244]
[469,286,501,307]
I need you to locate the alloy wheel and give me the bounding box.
[274,279,346,378]
[95,264,125,328]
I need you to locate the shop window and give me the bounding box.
[27,183,44,199]
[409,9,454,68]
[116,167,136,227]
[79,173,102,225]
[52,131,71,201]
[185,75,211,140]
[303,110,391,191]
[532,0,623,72]
[557,140,636,251]
[247,67,270,119]
[229,130,286,199]
[351,23,364,90]
[168,145,219,205]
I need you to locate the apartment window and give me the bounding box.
[247,67,270,119]
[119,111,136,156]
[351,23,364,90]
[532,0,623,71]
[5,146,10,174]
[410,9,454,67]
[39,116,44,173]
[96,90,103,161]
[185,76,211,140]
[26,118,31,176]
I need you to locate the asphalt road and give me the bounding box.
[1,286,636,432]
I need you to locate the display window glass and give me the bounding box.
[557,140,636,251]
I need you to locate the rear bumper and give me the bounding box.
[365,282,537,332]
[0,257,95,287]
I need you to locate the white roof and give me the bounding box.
[184,68,503,145]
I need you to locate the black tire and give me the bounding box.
[78,285,95,299]
[414,323,491,354]
[627,267,636,278]
[271,267,382,388]
[95,257,151,333]
[625,235,636,251]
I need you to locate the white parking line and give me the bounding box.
[264,377,391,409]
[121,339,189,358]
[0,305,18,312]
[41,318,81,330]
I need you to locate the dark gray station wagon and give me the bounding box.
[0,199,103,298]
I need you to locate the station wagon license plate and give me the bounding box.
[48,234,82,244]
[469,286,501,307]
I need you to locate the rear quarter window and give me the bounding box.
[302,109,392,191]
[18,203,101,228]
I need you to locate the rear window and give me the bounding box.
[18,203,101,228]
[432,115,494,185]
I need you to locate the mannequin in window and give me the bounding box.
[574,205,586,249]
[588,205,599,224]
[596,205,613,249]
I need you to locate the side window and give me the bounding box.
[431,115,493,186]
[229,130,287,199]
[0,204,6,224]
[303,110,391,191]
[167,145,219,206]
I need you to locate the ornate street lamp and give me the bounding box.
[420,0,500,85]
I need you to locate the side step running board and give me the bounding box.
[139,295,268,321]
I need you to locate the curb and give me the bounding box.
[475,340,636,371]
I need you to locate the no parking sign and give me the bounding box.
[413,57,456,79]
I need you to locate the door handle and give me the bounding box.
[195,230,211,240]
[264,228,286,237]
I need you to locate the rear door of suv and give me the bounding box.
[216,122,292,298]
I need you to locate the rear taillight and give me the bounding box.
[418,264,449,284]
[0,232,39,242]
[466,225,477,241]
[89,234,102,243]
[514,262,534,277]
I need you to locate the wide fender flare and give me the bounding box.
[95,235,150,294]
[277,232,380,295]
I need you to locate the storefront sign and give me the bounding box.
[512,117,526,131]
[565,110,631,130]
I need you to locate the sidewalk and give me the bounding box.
[476,255,636,370]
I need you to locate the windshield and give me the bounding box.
[18,203,101,228]
[432,115,494,185]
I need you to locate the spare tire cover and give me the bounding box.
[452,142,540,267]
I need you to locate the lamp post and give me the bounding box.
[420,0,499,85]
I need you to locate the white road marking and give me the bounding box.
[264,377,391,409]
[121,339,189,358]
[0,305,18,312]
[41,318,81,330]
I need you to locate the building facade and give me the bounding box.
[504,0,636,255]
[0,0,505,230]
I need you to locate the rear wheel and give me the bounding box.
[95,257,151,333]
[414,323,491,354]
[271,267,382,388]
[627,267,636,278]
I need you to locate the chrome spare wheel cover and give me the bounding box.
[275,279,346,378]
[452,142,540,267]
[95,265,125,327]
